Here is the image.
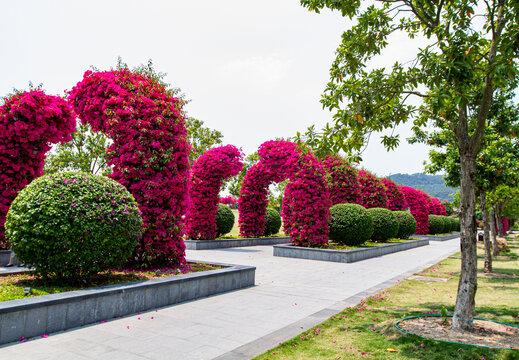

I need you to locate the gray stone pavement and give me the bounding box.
[0,238,460,360]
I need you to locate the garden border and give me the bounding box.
[272,239,429,263]
[185,236,291,250]
[414,232,460,242]
[0,260,255,345]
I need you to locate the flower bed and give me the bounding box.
[273,239,429,263]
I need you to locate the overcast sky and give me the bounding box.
[0,0,432,176]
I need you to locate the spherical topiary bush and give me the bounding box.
[439,216,451,233]
[428,215,445,234]
[264,207,282,236]
[215,204,234,237]
[5,172,143,280]
[445,217,456,232]
[394,211,417,239]
[328,203,373,246]
[367,207,399,242]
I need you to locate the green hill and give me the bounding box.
[388,173,458,202]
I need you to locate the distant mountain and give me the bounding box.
[388,173,458,202]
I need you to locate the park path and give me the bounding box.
[0,239,460,360]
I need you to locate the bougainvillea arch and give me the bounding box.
[0,90,76,249]
[69,69,190,267]
[321,155,360,205]
[400,185,431,234]
[429,197,448,215]
[186,145,243,239]
[356,170,388,209]
[381,178,408,211]
[238,140,330,246]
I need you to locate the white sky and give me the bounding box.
[0,0,432,177]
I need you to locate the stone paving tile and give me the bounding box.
[0,239,460,359]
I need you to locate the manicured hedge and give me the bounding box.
[394,211,417,239]
[264,207,282,236]
[428,215,446,234]
[328,203,374,246]
[368,207,399,242]
[216,204,235,237]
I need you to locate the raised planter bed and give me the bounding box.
[273,239,429,263]
[185,236,291,250]
[0,260,255,345]
[414,232,460,242]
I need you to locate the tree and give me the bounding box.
[299,0,519,331]
[44,119,111,175]
[185,117,223,163]
[226,152,260,197]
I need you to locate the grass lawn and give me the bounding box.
[254,235,519,360]
[0,262,220,302]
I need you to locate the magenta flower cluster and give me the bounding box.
[321,155,360,205]
[68,69,190,267]
[239,140,330,246]
[399,186,431,234]
[219,195,238,209]
[356,170,388,209]
[429,197,447,215]
[0,90,76,249]
[185,145,243,240]
[381,178,408,211]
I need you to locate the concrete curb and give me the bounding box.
[0,260,255,345]
[185,237,291,250]
[415,232,460,242]
[273,239,429,263]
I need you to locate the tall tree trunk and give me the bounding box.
[452,152,478,331]
[480,191,492,273]
[490,206,500,256]
[496,204,505,237]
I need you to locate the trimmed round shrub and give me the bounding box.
[394,211,417,239]
[5,172,143,280]
[328,203,374,246]
[443,216,455,232]
[264,208,282,236]
[215,204,234,237]
[428,215,446,234]
[367,208,399,242]
[452,217,461,231]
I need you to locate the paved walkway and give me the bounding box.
[0,239,460,360]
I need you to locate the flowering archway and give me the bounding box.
[186,145,243,239]
[69,69,190,267]
[321,155,360,205]
[0,90,76,249]
[238,140,330,246]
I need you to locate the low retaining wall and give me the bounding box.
[0,260,255,345]
[415,232,460,242]
[185,236,291,250]
[273,239,429,263]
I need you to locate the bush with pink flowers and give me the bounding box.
[321,155,360,205]
[69,69,190,267]
[219,195,239,209]
[381,178,408,211]
[356,170,388,209]
[429,197,448,215]
[239,140,330,246]
[400,186,431,234]
[186,145,243,240]
[0,90,76,249]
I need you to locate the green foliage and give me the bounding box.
[227,152,260,197]
[263,207,282,236]
[44,119,111,176]
[328,203,373,246]
[393,211,417,239]
[185,117,223,163]
[367,207,399,242]
[453,217,461,232]
[5,172,143,280]
[428,215,447,235]
[444,201,454,215]
[215,204,234,237]
[389,173,458,202]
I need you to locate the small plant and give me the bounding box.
[215,204,235,237]
[367,207,399,242]
[263,207,282,236]
[394,211,417,238]
[428,215,446,234]
[440,305,448,325]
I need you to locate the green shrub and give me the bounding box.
[428,215,446,234]
[5,172,142,280]
[367,207,399,242]
[394,211,417,239]
[452,217,461,231]
[264,207,282,236]
[328,203,373,246]
[216,204,234,237]
[444,217,456,232]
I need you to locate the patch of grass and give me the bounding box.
[254,236,519,360]
[320,238,411,251]
[0,262,220,302]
